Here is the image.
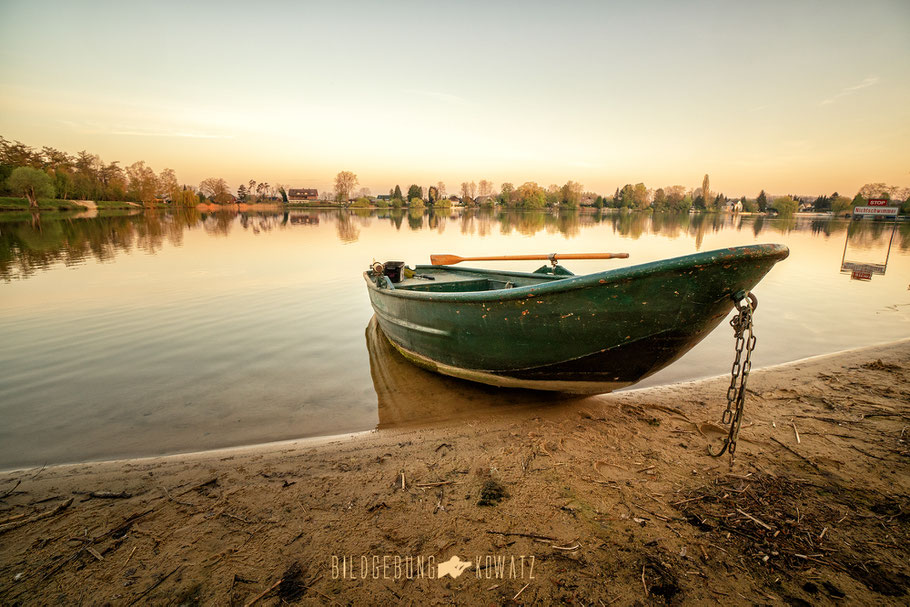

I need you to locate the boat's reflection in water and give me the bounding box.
[366,316,587,428]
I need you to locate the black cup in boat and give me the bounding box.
[383,261,405,282]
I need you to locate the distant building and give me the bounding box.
[376,194,391,201]
[474,194,497,205]
[288,188,318,201]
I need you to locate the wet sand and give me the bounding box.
[1,339,908,605]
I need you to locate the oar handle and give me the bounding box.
[430,253,629,266]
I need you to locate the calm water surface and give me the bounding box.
[1,208,908,468]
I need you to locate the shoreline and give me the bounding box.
[3,338,907,476]
[1,340,908,604]
[2,199,905,219]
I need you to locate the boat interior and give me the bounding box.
[381,266,565,293]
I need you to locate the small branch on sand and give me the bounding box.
[512,582,531,600]
[161,486,196,508]
[0,480,22,500]
[101,508,154,542]
[791,422,800,444]
[128,565,181,605]
[221,511,254,524]
[848,444,887,461]
[0,511,32,526]
[40,544,87,582]
[87,546,105,561]
[487,530,557,541]
[770,437,820,471]
[631,502,672,522]
[735,508,773,531]
[243,578,283,607]
[176,477,218,497]
[0,497,73,534]
[551,543,580,551]
[415,481,455,488]
[123,546,137,567]
[86,491,132,499]
[671,495,705,506]
[582,477,620,487]
[642,565,648,597]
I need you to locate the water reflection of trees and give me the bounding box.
[1,210,200,280]
[201,209,235,236]
[407,208,424,231]
[239,211,283,234]
[2,209,906,281]
[335,211,360,243]
[845,218,906,252]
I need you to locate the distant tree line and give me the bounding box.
[6,137,907,215]
[0,136,289,209]
[0,136,201,207]
[350,169,910,217]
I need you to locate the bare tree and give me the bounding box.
[478,179,492,197]
[199,177,232,203]
[334,171,358,202]
[436,181,446,198]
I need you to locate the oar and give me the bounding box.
[430,252,629,266]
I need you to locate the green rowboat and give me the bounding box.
[364,244,789,393]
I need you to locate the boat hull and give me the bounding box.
[365,244,789,393]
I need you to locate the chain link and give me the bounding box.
[710,292,758,464]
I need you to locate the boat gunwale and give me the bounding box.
[364,243,789,303]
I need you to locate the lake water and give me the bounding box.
[1,208,908,469]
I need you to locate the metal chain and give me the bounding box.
[709,292,758,464]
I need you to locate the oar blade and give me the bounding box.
[430,254,462,266]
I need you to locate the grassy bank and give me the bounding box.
[0,197,85,211]
[0,197,140,211]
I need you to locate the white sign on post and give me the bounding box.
[854,206,898,216]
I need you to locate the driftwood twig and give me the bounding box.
[487,530,556,541]
[244,578,283,607]
[0,479,22,500]
[735,508,773,531]
[0,497,73,534]
[770,437,820,470]
[128,565,181,605]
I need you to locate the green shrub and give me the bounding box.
[771,196,798,216]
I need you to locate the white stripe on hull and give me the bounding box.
[386,338,631,395]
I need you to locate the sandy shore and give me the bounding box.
[1,340,908,605]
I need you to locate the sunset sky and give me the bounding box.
[1,0,908,197]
